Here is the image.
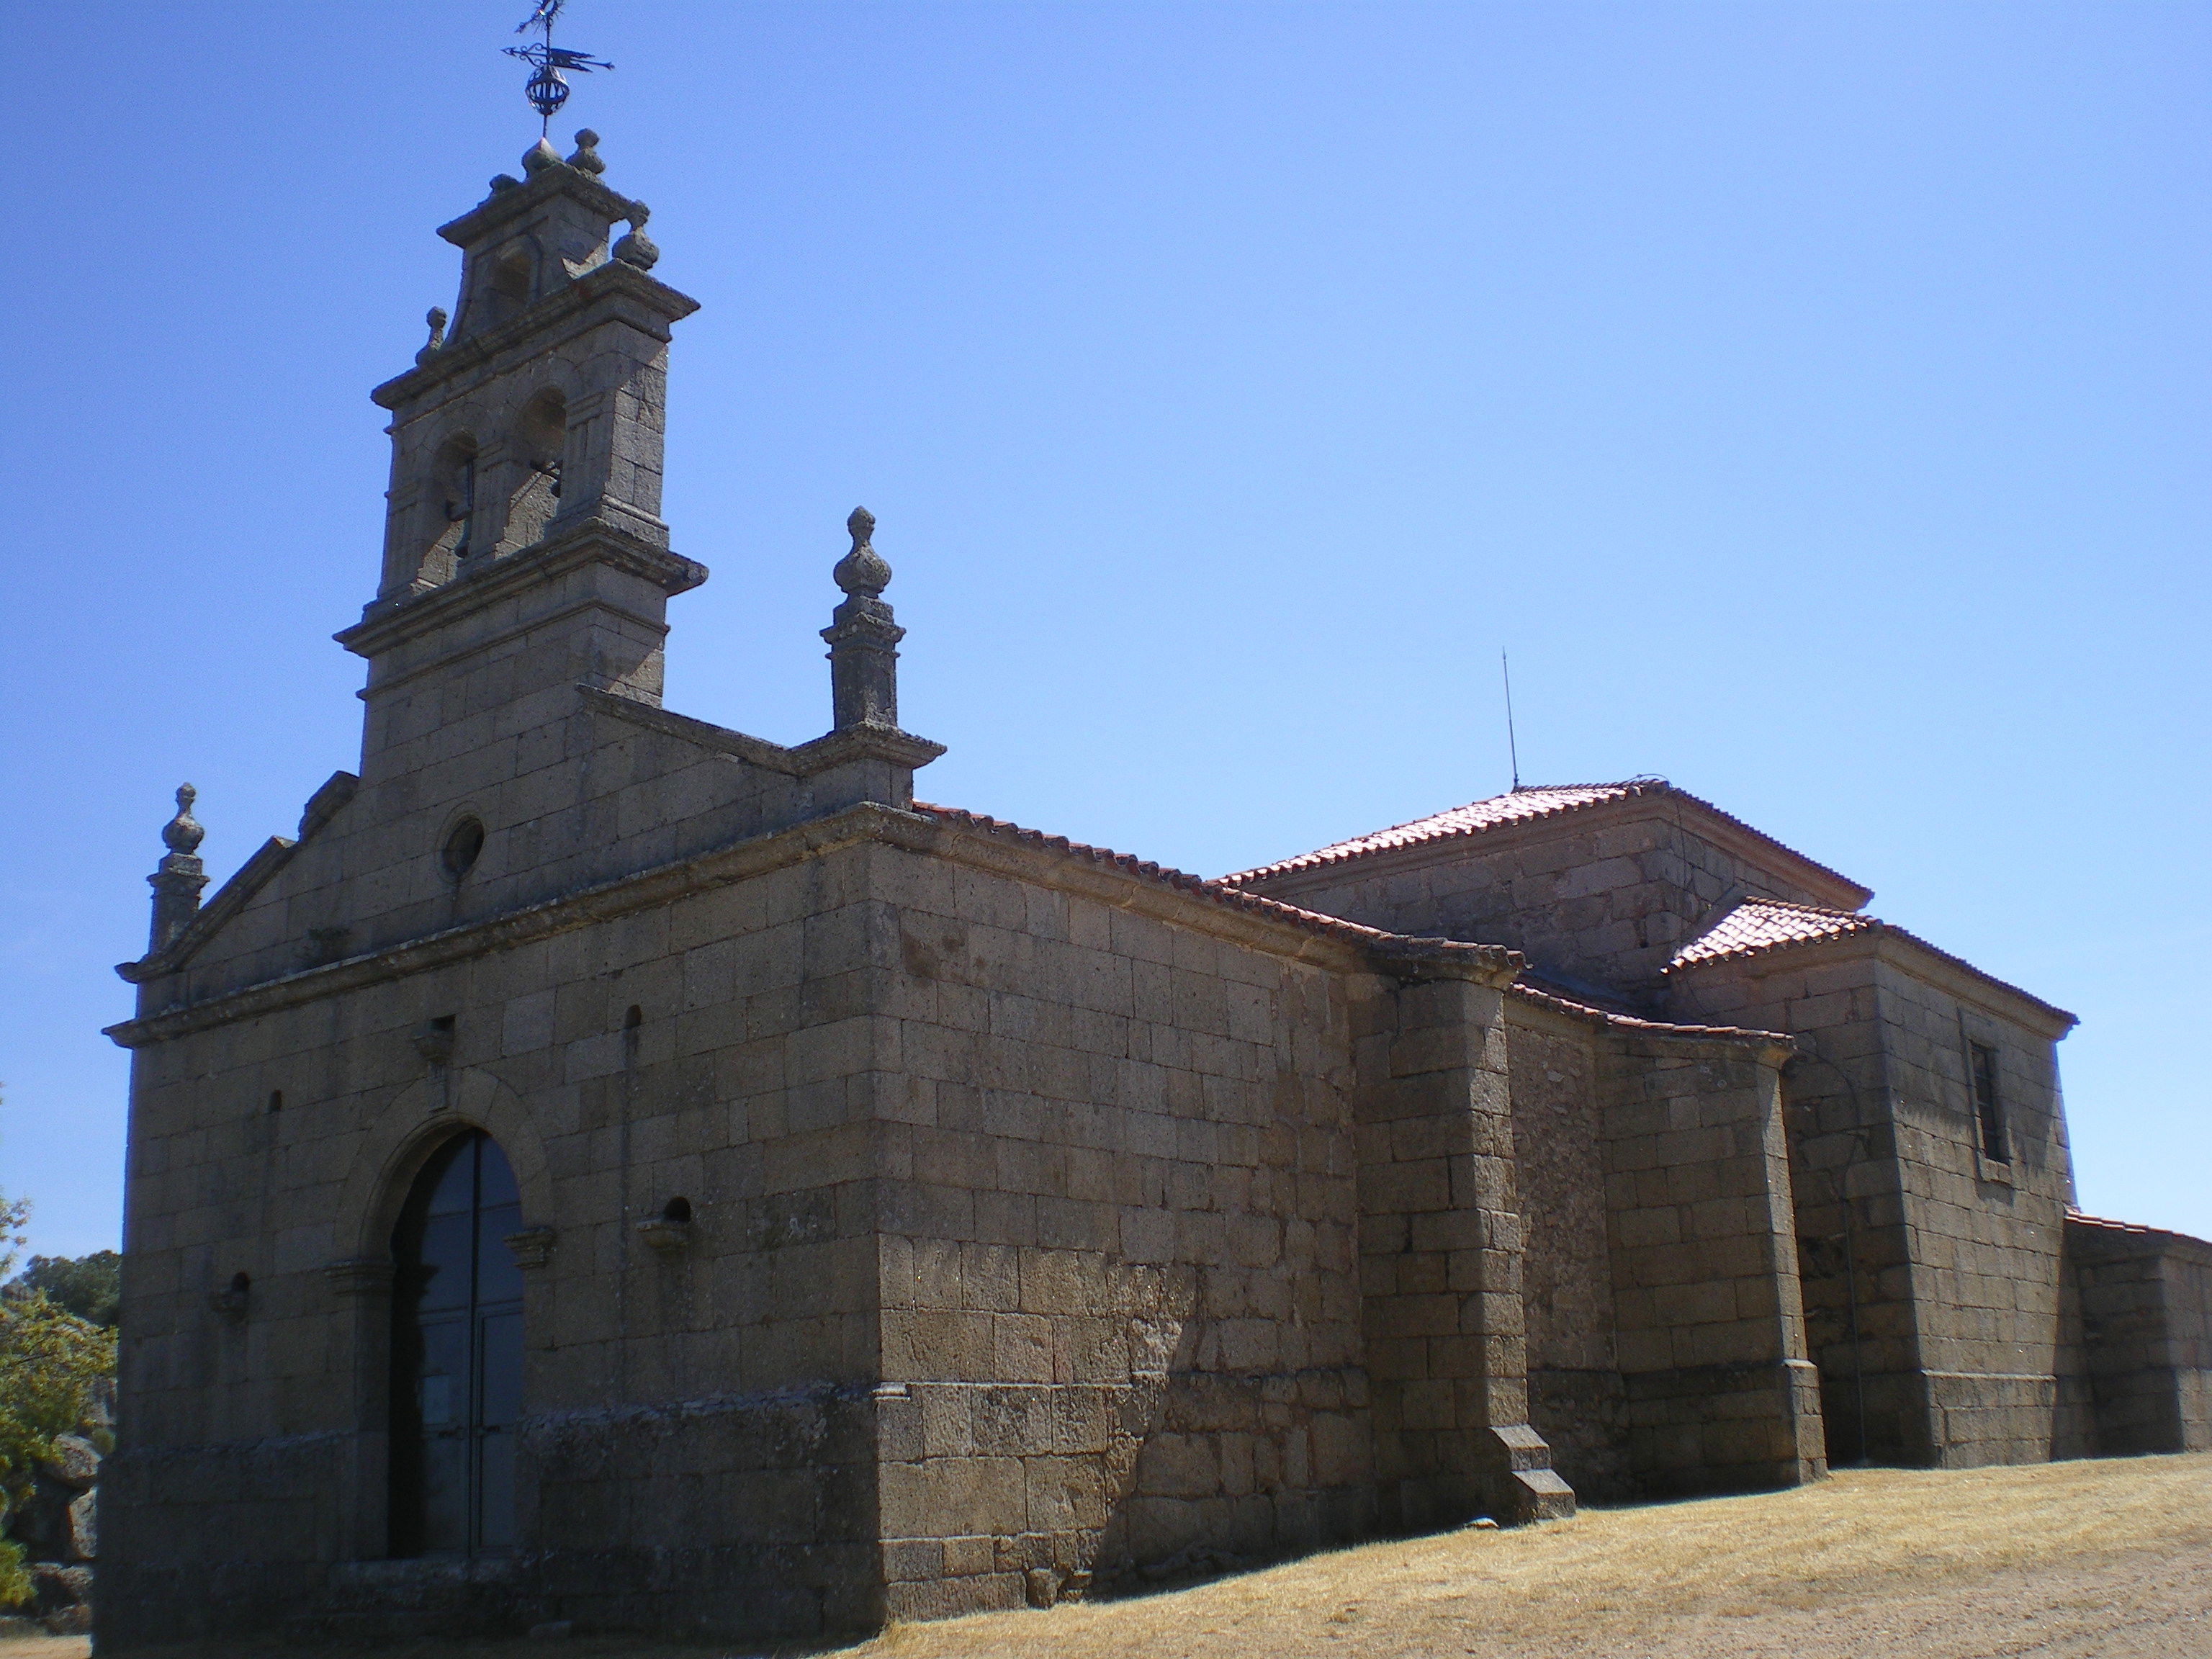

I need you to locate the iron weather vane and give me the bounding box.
[505,0,613,132]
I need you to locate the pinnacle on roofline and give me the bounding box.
[823,508,905,732]
[147,785,208,954]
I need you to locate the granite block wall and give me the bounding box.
[863,835,1382,1614]
[1597,1033,1823,1493]
[163,690,881,1007]
[1501,1005,1627,1498]
[1669,948,1920,1462]
[1669,938,2075,1468]
[1872,958,2072,1466]
[1355,971,1573,1532]
[107,837,903,1645]
[109,139,2008,1655]
[1236,801,1857,1000]
[2065,1218,2212,1455]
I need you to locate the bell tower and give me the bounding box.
[338,132,702,788]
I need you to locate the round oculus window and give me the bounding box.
[441,817,485,878]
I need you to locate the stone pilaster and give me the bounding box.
[1599,1033,1827,1494]
[1357,945,1575,1528]
[323,1256,396,1560]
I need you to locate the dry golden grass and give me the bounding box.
[849,1452,2212,1659]
[17,1453,2211,1659]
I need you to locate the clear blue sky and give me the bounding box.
[2,1,2206,1259]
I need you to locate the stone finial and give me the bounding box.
[833,508,891,598]
[415,307,449,367]
[822,508,905,730]
[490,173,523,194]
[522,136,562,175]
[162,784,204,855]
[148,784,210,956]
[567,128,606,177]
[612,204,660,271]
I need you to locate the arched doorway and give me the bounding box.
[389,1129,523,1556]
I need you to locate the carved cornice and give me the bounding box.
[297,770,359,840]
[336,522,706,665]
[106,788,1538,1050]
[322,1258,394,1298]
[435,163,642,251]
[1671,925,2078,1040]
[1365,935,1523,989]
[914,811,1520,984]
[580,688,947,778]
[119,773,359,984]
[119,835,297,984]
[372,258,698,413]
[1506,981,1797,1064]
[577,687,806,773]
[786,723,948,775]
[105,804,918,1047]
[112,700,939,997]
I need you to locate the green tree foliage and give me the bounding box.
[5,1253,121,1330]
[0,1168,120,1608]
[0,1290,114,1609]
[0,1189,24,1282]
[0,1187,27,1603]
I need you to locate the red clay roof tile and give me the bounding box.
[2066,1210,2212,1251]
[1218,779,1869,903]
[1506,979,1794,1046]
[1667,898,1876,968]
[912,803,1516,966]
[1665,898,2077,1029]
[915,803,1812,1048]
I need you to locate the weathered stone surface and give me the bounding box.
[96,125,2183,1657]
[2062,1215,2212,1456]
[10,1474,83,1563]
[29,1562,94,1626]
[67,1489,96,1562]
[42,1434,101,1490]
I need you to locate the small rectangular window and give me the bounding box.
[1969,1041,2008,1163]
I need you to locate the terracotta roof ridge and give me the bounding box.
[1727,896,1863,917]
[1871,920,2073,1023]
[1506,979,1794,1046]
[1665,898,2075,1028]
[2067,1209,2212,1250]
[1217,781,1650,885]
[1665,898,1877,971]
[912,804,1519,970]
[1512,968,1650,1020]
[1217,779,1869,904]
[1268,781,1648,854]
[2067,1208,2157,1233]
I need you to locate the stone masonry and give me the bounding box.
[101,137,2208,1647]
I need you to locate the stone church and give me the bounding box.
[102,134,2212,1646]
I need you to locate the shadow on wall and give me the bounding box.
[2059,1217,2212,1459]
[881,1256,1380,1618]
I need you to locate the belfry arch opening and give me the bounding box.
[428,434,479,580]
[504,389,568,550]
[485,249,534,326]
[388,1128,523,1558]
